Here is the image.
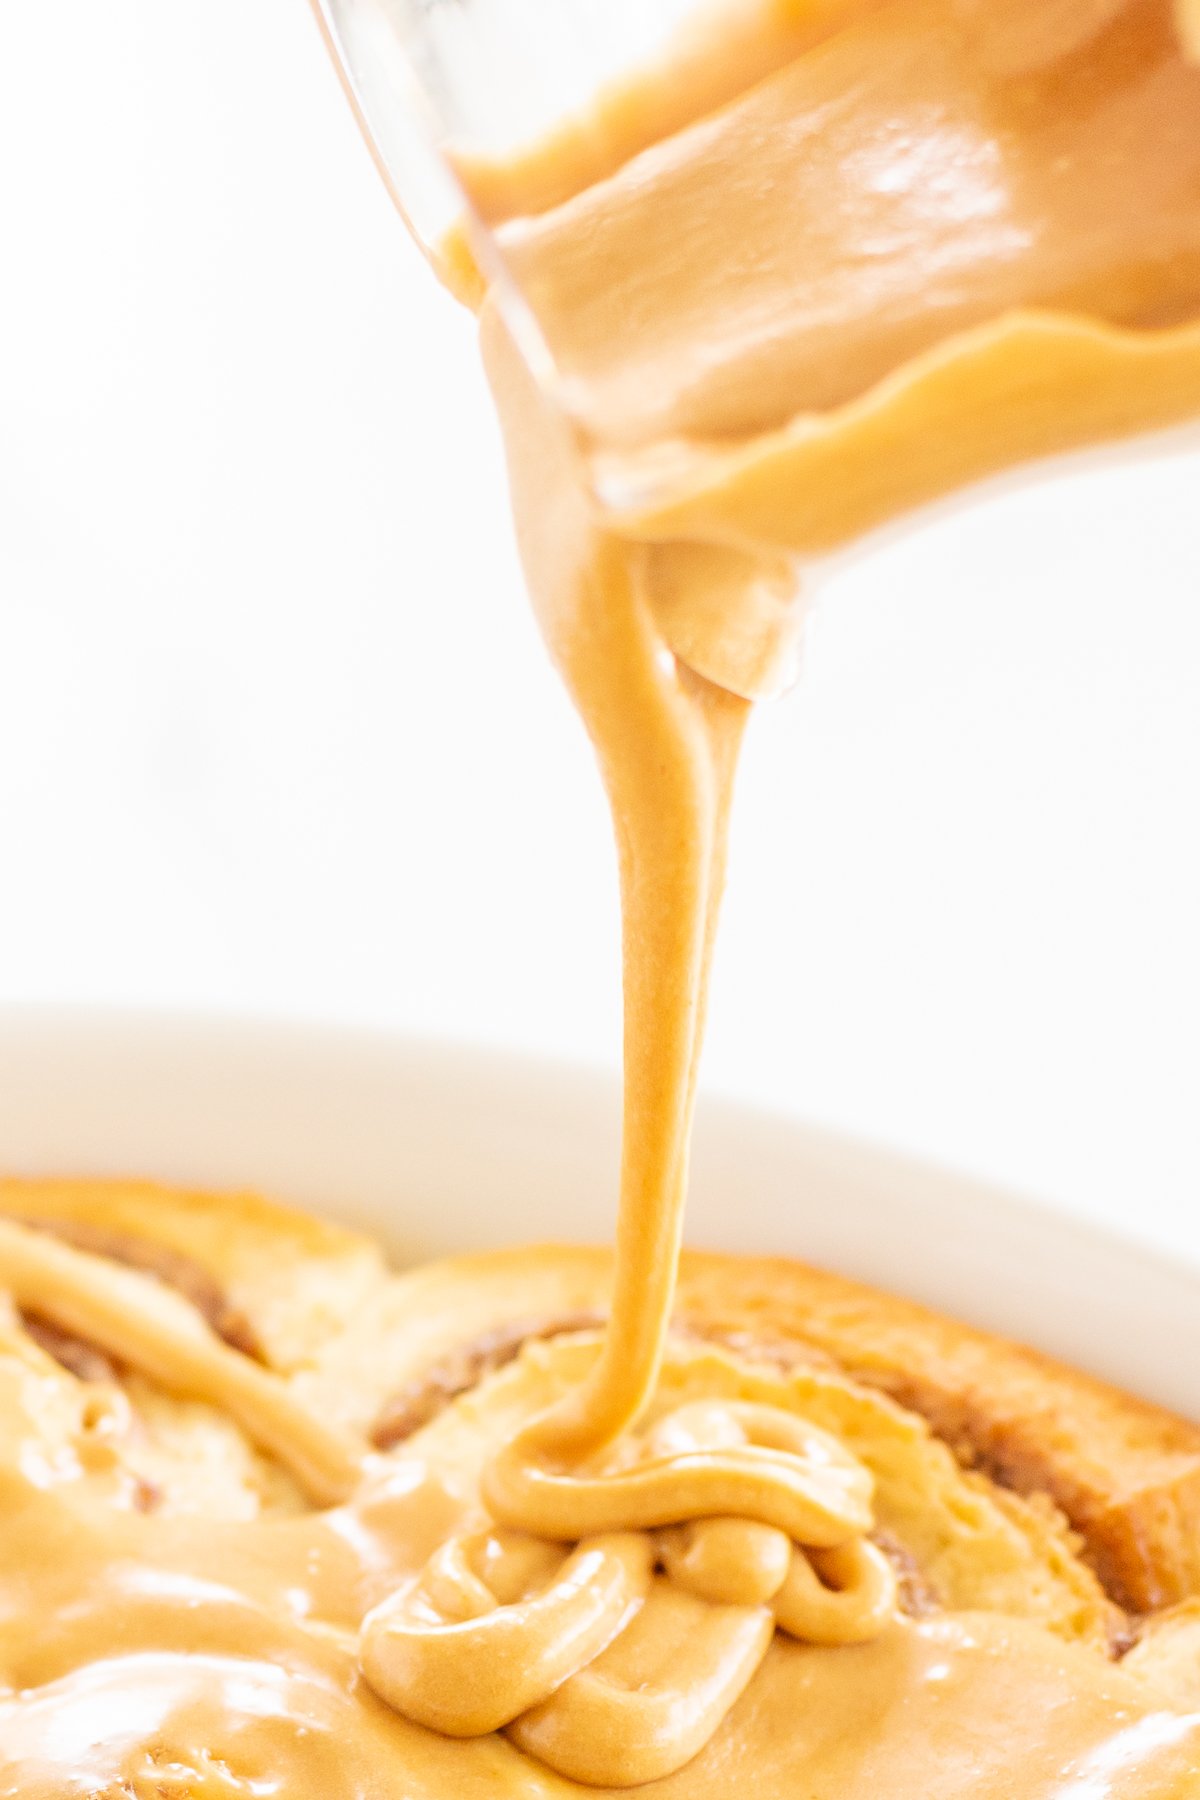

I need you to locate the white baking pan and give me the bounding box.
[0,1007,1193,1418]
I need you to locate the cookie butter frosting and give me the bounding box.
[1,1241,1199,1797]
[4,0,1200,1791]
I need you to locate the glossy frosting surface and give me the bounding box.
[2,1289,1199,1796]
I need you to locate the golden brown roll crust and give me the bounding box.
[672,1251,1200,1612]
[0,1175,387,1374]
[1,1178,1196,1616]
[311,1239,1200,1613]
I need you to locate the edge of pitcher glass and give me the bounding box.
[307,0,561,398]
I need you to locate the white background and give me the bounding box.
[1,0,1198,1258]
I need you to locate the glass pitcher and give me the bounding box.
[309,0,1200,657]
[309,0,739,416]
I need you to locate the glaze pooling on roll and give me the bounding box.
[361,1399,894,1782]
[0,1217,366,1506]
[1,1250,1200,1792]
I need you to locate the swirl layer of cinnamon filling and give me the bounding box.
[1,1185,1200,1795]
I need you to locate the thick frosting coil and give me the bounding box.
[360,1392,895,1784]
[359,1531,652,1737]
[507,1580,776,1788]
[483,1399,874,1546]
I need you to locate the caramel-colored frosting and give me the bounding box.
[5,0,1200,1791]
[1,1254,1198,1794]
